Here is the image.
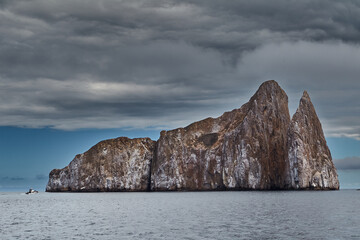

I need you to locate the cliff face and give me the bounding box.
[151,81,291,190]
[287,91,339,189]
[46,80,339,191]
[46,137,155,192]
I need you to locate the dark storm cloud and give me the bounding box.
[334,157,360,170]
[0,0,359,138]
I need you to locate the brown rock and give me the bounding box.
[287,91,339,189]
[46,80,339,191]
[151,80,291,190]
[46,137,155,192]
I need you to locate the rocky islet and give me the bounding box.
[46,80,339,192]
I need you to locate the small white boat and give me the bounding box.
[26,188,39,194]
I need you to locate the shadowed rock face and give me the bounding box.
[46,137,155,192]
[46,80,339,192]
[287,91,339,189]
[151,80,291,190]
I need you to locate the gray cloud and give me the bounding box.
[236,41,360,140]
[334,157,360,170]
[0,0,359,139]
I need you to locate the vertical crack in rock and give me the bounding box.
[46,80,339,192]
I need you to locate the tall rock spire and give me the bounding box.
[46,81,339,192]
[151,80,291,190]
[287,91,339,189]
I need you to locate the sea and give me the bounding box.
[0,190,359,239]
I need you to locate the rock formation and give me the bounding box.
[287,91,339,189]
[151,81,291,190]
[46,80,339,191]
[46,137,155,192]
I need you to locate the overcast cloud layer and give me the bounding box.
[0,0,359,139]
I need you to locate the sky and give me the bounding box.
[0,0,359,191]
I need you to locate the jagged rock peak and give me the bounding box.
[287,90,339,189]
[250,80,288,102]
[46,80,339,192]
[256,79,283,92]
[297,90,315,114]
[151,80,291,190]
[292,90,323,131]
[302,90,310,99]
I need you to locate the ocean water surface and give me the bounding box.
[0,190,359,239]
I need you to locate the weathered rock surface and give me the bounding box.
[287,91,339,189]
[46,137,155,192]
[46,80,339,191]
[151,80,291,190]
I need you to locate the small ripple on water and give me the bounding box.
[0,191,359,239]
